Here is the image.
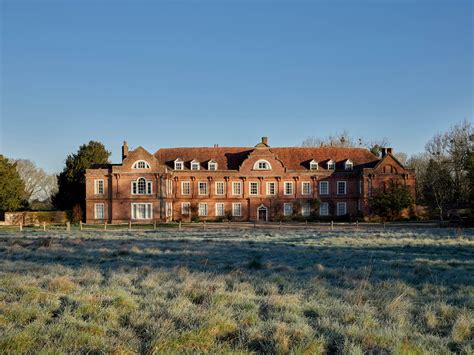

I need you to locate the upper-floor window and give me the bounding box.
[284,182,293,195]
[232,182,242,195]
[198,181,208,195]
[191,160,200,170]
[215,181,225,195]
[132,160,150,169]
[337,181,347,195]
[266,182,276,195]
[310,160,318,170]
[174,159,184,170]
[253,159,272,170]
[249,182,259,195]
[132,177,152,195]
[319,181,329,195]
[345,160,353,171]
[208,160,217,171]
[327,160,336,170]
[181,181,191,195]
[302,181,311,195]
[94,179,104,195]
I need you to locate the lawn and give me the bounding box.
[0,228,472,354]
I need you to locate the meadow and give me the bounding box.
[0,227,472,354]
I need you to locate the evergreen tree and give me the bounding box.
[52,141,111,215]
[0,155,27,218]
[369,180,413,221]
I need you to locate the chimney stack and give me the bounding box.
[386,147,393,155]
[122,141,128,161]
[261,137,268,146]
[381,147,387,158]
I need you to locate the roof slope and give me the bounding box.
[154,146,380,171]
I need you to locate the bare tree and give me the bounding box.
[13,159,58,202]
[394,152,408,166]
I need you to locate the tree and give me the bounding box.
[369,180,413,221]
[0,155,27,218]
[466,135,474,215]
[12,159,57,202]
[52,141,111,215]
[421,159,454,220]
[406,152,431,203]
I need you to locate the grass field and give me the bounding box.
[0,228,472,354]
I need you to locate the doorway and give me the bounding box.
[257,205,268,222]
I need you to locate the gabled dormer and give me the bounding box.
[174,158,184,170]
[327,159,336,170]
[190,159,200,170]
[208,160,217,171]
[344,159,353,171]
[309,159,318,170]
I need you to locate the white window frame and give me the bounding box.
[181,181,191,195]
[327,160,336,170]
[284,182,293,196]
[345,160,353,171]
[166,202,173,218]
[249,182,259,195]
[232,182,242,195]
[215,181,225,195]
[337,202,347,216]
[319,181,329,195]
[283,203,293,216]
[232,203,242,217]
[215,203,225,217]
[174,159,184,170]
[301,203,311,217]
[131,203,153,220]
[310,160,318,170]
[198,203,208,216]
[132,160,150,169]
[94,203,105,219]
[266,182,276,195]
[181,202,191,215]
[301,181,311,195]
[337,181,347,195]
[131,177,152,195]
[253,159,272,170]
[198,181,208,195]
[94,179,104,195]
[319,202,329,216]
[191,160,200,170]
[208,161,217,171]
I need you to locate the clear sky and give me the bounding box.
[1,0,472,173]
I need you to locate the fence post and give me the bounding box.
[383,221,386,230]
[80,221,83,231]
[228,220,230,229]
[203,220,206,230]
[331,220,334,230]
[153,220,157,230]
[279,220,282,230]
[253,221,256,229]
[43,222,46,231]
[19,222,23,232]
[305,220,308,225]
[179,221,182,230]
[356,220,359,229]
[104,221,107,231]
[66,222,70,232]
[128,220,132,231]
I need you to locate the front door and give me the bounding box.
[257,207,267,222]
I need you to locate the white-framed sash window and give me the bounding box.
[198,182,208,195]
[284,182,293,195]
[232,203,242,216]
[319,181,329,195]
[215,181,225,195]
[215,203,225,217]
[131,203,153,219]
[266,182,276,195]
[94,179,104,195]
[132,178,152,195]
[232,182,242,195]
[181,181,191,195]
[337,181,347,195]
[249,182,259,195]
[302,203,311,216]
[94,203,105,219]
[181,202,191,215]
[198,203,208,216]
[337,202,347,216]
[302,181,311,195]
[283,203,293,216]
[319,202,329,216]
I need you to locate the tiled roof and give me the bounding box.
[154,146,379,171]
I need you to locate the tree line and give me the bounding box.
[1,119,472,222]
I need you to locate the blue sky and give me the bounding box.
[1,0,472,173]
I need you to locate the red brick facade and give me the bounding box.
[85,138,416,223]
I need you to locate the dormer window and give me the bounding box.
[345,160,353,171]
[191,160,200,170]
[254,159,272,170]
[327,160,336,170]
[208,160,217,171]
[132,160,150,169]
[309,160,318,170]
[174,159,184,170]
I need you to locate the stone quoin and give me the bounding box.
[85,137,416,223]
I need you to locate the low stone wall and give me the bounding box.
[4,211,67,226]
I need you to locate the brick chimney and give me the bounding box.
[381,147,387,157]
[122,141,128,161]
[386,147,393,155]
[261,137,269,146]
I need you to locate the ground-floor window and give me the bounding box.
[166,202,173,218]
[215,203,225,216]
[301,203,311,216]
[319,202,329,216]
[198,203,208,216]
[232,203,242,216]
[284,203,293,216]
[337,202,347,216]
[131,203,153,219]
[181,202,190,215]
[94,203,105,219]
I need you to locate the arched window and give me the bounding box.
[137,178,146,194]
[253,159,272,170]
[133,160,150,169]
[132,177,152,195]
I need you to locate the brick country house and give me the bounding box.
[85,137,416,223]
